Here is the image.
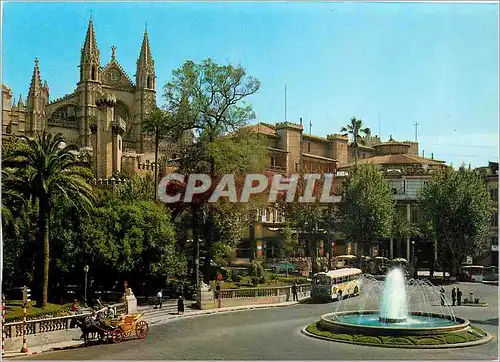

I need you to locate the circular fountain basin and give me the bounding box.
[319,311,469,336]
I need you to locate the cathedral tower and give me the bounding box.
[26,58,49,136]
[77,18,102,147]
[134,27,156,152]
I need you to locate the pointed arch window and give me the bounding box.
[147,75,152,89]
[91,66,96,81]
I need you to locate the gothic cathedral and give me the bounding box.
[2,19,186,179]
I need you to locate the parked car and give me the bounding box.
[269,261,298,274]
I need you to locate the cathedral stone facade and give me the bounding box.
[2,19,188,179]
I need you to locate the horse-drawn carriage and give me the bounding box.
[74,310,149,345]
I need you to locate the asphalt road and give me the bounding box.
[18,282,498,360]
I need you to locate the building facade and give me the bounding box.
[475,162,499,267]
[234,121,446,266]
[1,19,189,179]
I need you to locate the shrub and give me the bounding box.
[443,333,467,344]
[353,335,381,344]
[416,337,442,345]
[381,337,413,345]
[248,260,266,280]
[474,298,480,304]
[331,333,354,341]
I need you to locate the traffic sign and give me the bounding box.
[217,274,223,281]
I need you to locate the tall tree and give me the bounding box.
[161,58,262,281]
[280,223,300,277]
[142,107,174,201]
[419,165,494,277]
[337,164,394,260]
[340,117,371,166]
[3,132,95,307]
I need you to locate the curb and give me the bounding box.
[3,341,83,359]
[149,299,310,325]
[301,326,494,349]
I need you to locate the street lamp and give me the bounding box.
[83,265,89,306]
[411,240,416,262]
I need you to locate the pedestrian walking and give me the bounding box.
[439,287,445,306]
[451,287,457,306]
[292,282,299,302]
[457,288,462,306]
[177,295,185,315]
[155,289,163,309]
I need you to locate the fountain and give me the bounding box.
[304,267,492,348]
[378,268,408,323]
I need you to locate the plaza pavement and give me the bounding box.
[8,282,498,360]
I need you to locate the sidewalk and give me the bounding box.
[3,298,309,359]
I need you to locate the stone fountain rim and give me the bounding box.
[320,310,469,334]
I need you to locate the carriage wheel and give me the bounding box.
[136,320,149,339]
[112,329,124,344]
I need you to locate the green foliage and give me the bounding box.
[381,337,412,345]
[337,164,394,257]
[443,334,467,344]
[163,58,260,141]
[2,131,96,307]
[247,260,266,285]
[416,338,442,345]
[306,323,485,346]
[340,117,371,164]
[81,198,186,283]
[4,300,72,323]
[2,204,38,288]
[419,166,494,275]
[280,223,300,260]
[116,173,155,202]
[353,335,381,344]
[161,59,264,281]
[209,130,269,175]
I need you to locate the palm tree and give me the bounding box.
[143,108,173,201]
[3,132,95,308]
[340,117,371,166]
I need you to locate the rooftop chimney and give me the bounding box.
[300,117,303,126]
[422,150,425,158]
[431,153,434,159]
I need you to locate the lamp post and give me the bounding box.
[411,240,416,278]
[411,240,415,263]
[83,265,89,306]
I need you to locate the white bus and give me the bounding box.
[311,268,362,301]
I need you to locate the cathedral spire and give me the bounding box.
[80,18,101,82]
[81,18,100,63]
[18,94,25,108]
[137,27,153,69]
[136,27,155,89]
[26,58,49,134]
[28,58,42,94]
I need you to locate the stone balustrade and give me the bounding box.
[91,178,131,186]
[4,302,125,339]
[199,284,311,310]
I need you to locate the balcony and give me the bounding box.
[112,117,126,135]
[266,165,287,173]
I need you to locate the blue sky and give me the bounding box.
[2,2,498,168]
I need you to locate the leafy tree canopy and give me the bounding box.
[419,165,494,274]
[337,164,394,256]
